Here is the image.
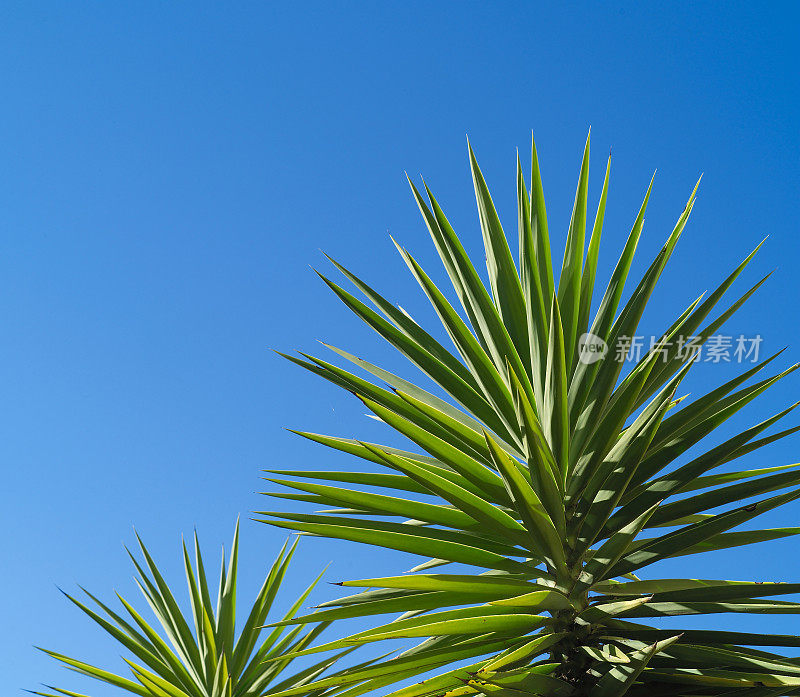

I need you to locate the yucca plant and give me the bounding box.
[258,133,800,696]
[34,523,354,697]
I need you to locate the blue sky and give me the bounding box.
[2,1,799,692]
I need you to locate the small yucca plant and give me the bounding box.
[259,133,800,696]
[34,523,352,697]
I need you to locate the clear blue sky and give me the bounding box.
[3,1,799,692]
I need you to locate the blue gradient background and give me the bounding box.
[2,1,799,692]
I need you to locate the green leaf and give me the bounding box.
[557,130,591,369]
[261,135,800,697]
[575,504,660,593]
[408,180,536,410]
[483,430,568,573]
[362,441,530,545]
[468,141,530,362]
[589,635,682,697]
[569,180,696,466]
[568,172,655,424]
[260,513,530,572]
[38,528,342,697]
[392,240,522,444]
[609,486,800,576]
[576,151,611,353]
[544,295,569,478]
[517,152,548,404]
